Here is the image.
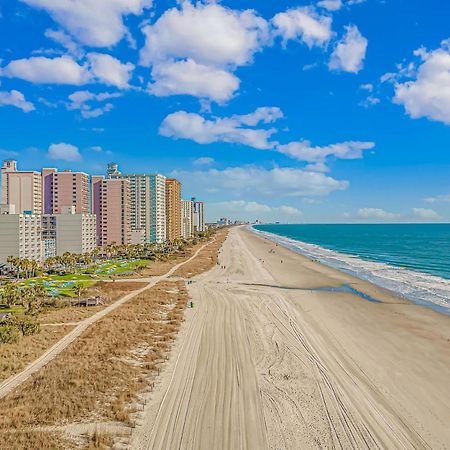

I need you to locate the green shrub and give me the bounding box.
[20,320,40,336]
[0,325,20,344]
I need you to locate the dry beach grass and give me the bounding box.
[0,280,189,448]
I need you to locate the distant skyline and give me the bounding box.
[1,0,450,223]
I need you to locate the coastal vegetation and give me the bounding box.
[0,226,229,449]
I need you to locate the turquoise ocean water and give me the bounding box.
[253,224,450,314]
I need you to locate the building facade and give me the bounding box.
[192,198,205,233]
[92,176,131,247]
[42,168,90,214]
[0,212,43,263]
[1,160,42,214]
[109,165,167,244]
[42,207,96,256]
[165,178,182,241]
[181,199,193,239]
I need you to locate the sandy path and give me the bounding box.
[0,239,214,401]
[131,226,450,450]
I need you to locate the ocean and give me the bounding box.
[253,224,450,315]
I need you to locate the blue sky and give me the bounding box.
[1,0,450,223]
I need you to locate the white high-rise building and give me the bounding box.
[0,205,97,263]
[42,206,97,256]
[0,210,43,263]
[109,165,167,243]
[181,199,193,239]
[192,198,205,233]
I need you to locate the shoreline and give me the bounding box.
[130,226,450,449]
[251,225,450,316]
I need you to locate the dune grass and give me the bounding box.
[0,281,189,448]
[173,228,229,278]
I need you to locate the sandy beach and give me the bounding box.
[132,226,450,450]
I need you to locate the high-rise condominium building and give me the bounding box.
[192,198,205,233]
[42,206,97,257]
[165,178,182,241]
[42,168,89,214]
[0,208,43,263]
[1,160,42,214]
[181,199,193,239]
[109,164,167,244]
[92,176,131,247]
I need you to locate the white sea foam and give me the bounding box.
[252,227,450,315]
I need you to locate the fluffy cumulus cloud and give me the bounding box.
[67,90,121,118]
[160,107,284,150]
[47,142,82,161]
[207,200,302,222]
[2,54,134,88]
[140,2,269,102]
[277,140,375,171]
[20,0,152,47]
[149,59,240,103]
[2,56,91,85]
[357,208,399,220]
[394,40,450,125]
[172,166,348,199]
[0,90,35,112]
[140,2,269,67]
[317,0,342,11]
[412,208,441,220]
[329,25,367,73]
[272,6,333,48]
[87,53,134,89]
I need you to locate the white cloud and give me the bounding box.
[412,208,441,220]
[172,166,349,199]
[140,2,269,68]
[149,59,239,103]
[193,157,215,166]
[139,2,269,102]
[2,56,91,85]
[277,140,374,169]
[160,107,283,150]
[329,25,367,73]
[91,145,112,155]
[208,200,302,222]
[360,83,373,92]
[47,142,82,161]
[357,208,399,220]
[20,0,152,47]
[424,194,450,203]
[272,6,333,48]
[360,95,380,108]
[67,90,120,119]
[87,53,134,89]
[44,28,84,58]
[0,90,35,112]
[2,54,134,88]
[394,40,450,125]
[317,0,342,11]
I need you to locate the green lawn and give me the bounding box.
[90,259,148,276]
[17,274,95,298]
[2,259,148,299]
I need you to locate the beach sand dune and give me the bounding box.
[132,226,450,449]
